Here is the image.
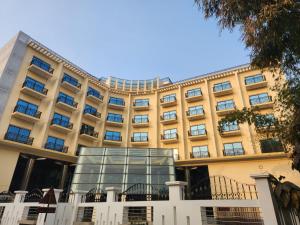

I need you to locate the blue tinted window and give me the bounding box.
[190,124,206,135]
[250,93,271,105]
[45,136,65,152]
[245,74,265,85]
[188,106,204,115]
[105,131,121,141]
[213,82,231,92]
[187,88,202,97]
[107,113,123,122]
[6,125,31,144]
[87,87,101,98]
[84,104,97,114]
[162,94,176,102]
[109,97,124,106]
[216,100,235,110]
[57,92,74,105]
[163,111,176,119]
[15,99,38,116]
[31,56,52,72]
[52,113,70,127]
[62,73,79,86]
[133,115,148,123]
[23,77,46,93]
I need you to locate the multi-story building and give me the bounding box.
[0,31,298,192]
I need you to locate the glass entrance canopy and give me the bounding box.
[71,147,175,192]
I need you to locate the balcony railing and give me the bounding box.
[87,91,104,101]
[14,105,41,118]
[161,133,178,140]
[133,101,149,107]
[131,136,149,142]
[84,108,101,118]
[57,97,78,108]
[221,125,239,132]
[250,96,272,106]
[22,80,48,95]
[216,103,235,111]
[109,99,125,106]
[160,96,176,103]
[80,129,99,138]
[223,148,245,156]
[213,83,232,92]
[45,143,68,153]
[185,90,202,98]
[51,118,73,129]
[30,57,54,74]
[186,109,204,116]
[106,116,124,123]
[62,76,81,89]
[245,75,266,85]
[160,114,177,120]
[188,129,207,136]
[132,118,149,123]
[190,152,210,158]
[4,132,34,145]
[104,135,122,141]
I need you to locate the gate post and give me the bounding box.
[105,187,120,202]
[166,181,187,201]
[251,173,280,225]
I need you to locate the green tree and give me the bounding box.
[195,0,300,171]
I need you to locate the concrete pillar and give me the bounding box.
[185,168,191,200]
[59,164,68,189]
[20,158,35,190]
[69,191,88,224]
[105,187,120,202]
[251,173,280,225]
[13,190,28,203]
[166,181,187,201]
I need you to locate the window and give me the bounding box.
[110,78,116,88]
[109,97,125,106]
[187,106,204,116]
[250,93,271,105]
[221,121,239,132]
[163,129,177,139]
[62,73,80,87]
[245,74,265,85]
[260,139,284,153]
[255,114,276,128]
[223,142,244,156]
[117,79,124,90]
[23,77,47,94]
[186,88,202,97]
[31,56,53,73]
[87,87,102,99]
[146,80,152,90]
[133,115,149,123]
[105,131,121,141]
[125,80,131,91]
[216,100,235,111]
[213,81,231,92]
[132,81,138,91]
[161,94,176,103]
[163,111,176,120]
[107,113,123,123]
[45,136,66,152]
[5,125,32,144]
[192,146,209,158]
[132,132,148,142]
[51,113,71,128]
[84,104,98,116]
[57,92,75,106]
[80,124,96,136]
[139,80,145,90]
[14,99,39,117]
[134,99,149,107]
[190,124,206,136]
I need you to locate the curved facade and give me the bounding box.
[0,32,299,192]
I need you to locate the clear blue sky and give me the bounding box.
[0,0,250,81]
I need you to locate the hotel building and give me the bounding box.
[0,31,298,192]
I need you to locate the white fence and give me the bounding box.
[0,173,299,225]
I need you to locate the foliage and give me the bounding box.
[195,0,300,171]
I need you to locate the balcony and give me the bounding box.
[4,132,34,145]
[131,137,149,146]
[161,134,178,144]
[185,92,203,102]
[220,128,241,137]
[133,102,149,111]
[213,85,233,97]
[160,97,177,108]
[106,117,124,127]
[160,115,177,125]
[12,105,41,123]
[83,109,101,121]
[250,96,273,109]
[188,130,208,141]
[86,91,104,103]
[28,59,54,79]
[50,119,73,133]
[223,149,245,156]
[216,105,236,116]
[103,136,122,145]
[132,119,149,128]
[108,102,125,110]
[56,98,78,112]
[61,79,81,93]
[186,110,205,121]
[21,82,48,100]
[245,76,267,90]
[45,143,68,153]
[190,152,210,159]
[80,129,99,141]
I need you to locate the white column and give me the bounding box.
[166,181,187,201]
[13,190,28,203]
[69,191,88,224]
[105,187,120,202]
[251,173,280,225]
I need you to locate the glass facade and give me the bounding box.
[71,147,175,192]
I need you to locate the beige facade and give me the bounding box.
[0,32,298,192]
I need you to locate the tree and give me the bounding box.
[195,0,300,171]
